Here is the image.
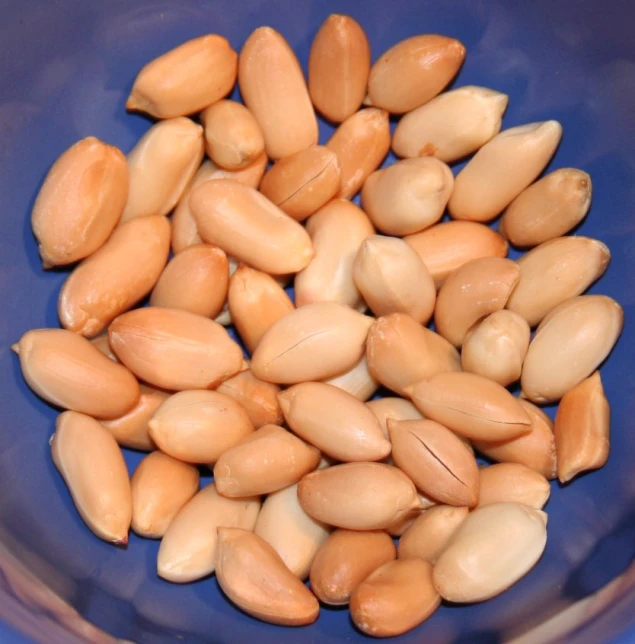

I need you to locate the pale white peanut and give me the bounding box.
[322,355,379,402]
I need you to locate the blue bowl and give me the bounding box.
[0,1,634,642]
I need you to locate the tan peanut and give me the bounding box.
[150,244,229,319]
[499,168,592,247]
[322,355,379,402]
[126,34,237,118]
[392,86,508,162]
[295,199,374,309]
[433,503,548,602]
[326,107,390,198]
[350,559,441,637]
[477,463,551,509]
[405,221,509,288]
[367,397,423,439]
[278,382,391,462]
[131,451,199,538]
[201,100,265,170]
[214,425,321,497]
[448,121,563,222]
[109,307,243,391]
[461,310,530,386]
[215,528,319,625]
[398,505,469,563]
[388,419,479,507]
[361,157,454,235]
[255,483,330,579]
[251,302,373,384]
[521,295,623,403]
[238,27,318,159]
[158,484,260,583]
[366,313,461,396]
[408,371,531,441]
[554,371,610,483]
[298,463,421,530]
[353,235,436,324]
[12,329,139,420]
[259,145,341,221]
[121,117,204,222]
[51,411,132,544]
[190,179,314,274]
[59,215,170,337]
[473,399,557,479]
[228,264,294,353]
[368,34,466,114]
[506,236,611,327]
[148,390,254,464]
[31,137,128,267]
[308,14,370,122]
[435,257,520,347]
[101,384,169,451]
[310,530,396,605]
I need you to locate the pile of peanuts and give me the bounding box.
[13,15,624,638]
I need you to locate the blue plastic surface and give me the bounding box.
[0,0,634,642]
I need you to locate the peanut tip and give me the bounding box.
[10,343,19,355]
[113,535,129,547]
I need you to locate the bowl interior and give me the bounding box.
[0,0,634,642]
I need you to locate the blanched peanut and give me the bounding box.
[251,302,373,384]
[461,310,530,386]
[361,157,453,235]
[554,371,610,483]
[239,27,318,160]
[366,313,461,397]
[366,397,423,439]
[435,257,520,347]
[388,419,479,507]
[149,390,254,464]
[158,484,260,583]
[150,244,229,319]
[121,117,204,222]
[310,530,396,605]
[353,235,436,324]
[59,215,171,337]
[109,307,243,391]
[259,145,341,221]
[326,108,390,198]
[131,451,199,538]
[298,463,421,530]
[12,328,140,420]
[214,425,321,497]
[228,264,294,353]
[506,236,610,327]
[521,296,623,403]
[190,179,314,274]
[216,366,283,428]
[308,15,370,122]
[322,355,379,402]
[31,137,128,267]
[295,199,374,309]
[477,463,550,509]
[433,503,547,602]
[368,34,466,114]
[101,384,168,451]
[405,221,509,289]
[392,86,508,162]
[201,100,264,170]
[448,121,563,222]
[215,528,319,625]
[350,559,441,637]
[126,34,237,118]
[278,382,391,462]
[171,155,268,254]
[473,399,557,480]
[499,168,592,247]
[255,483,330,579]
[408,372,531,441]
[398,505,469,563]
[51,411,132,544]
